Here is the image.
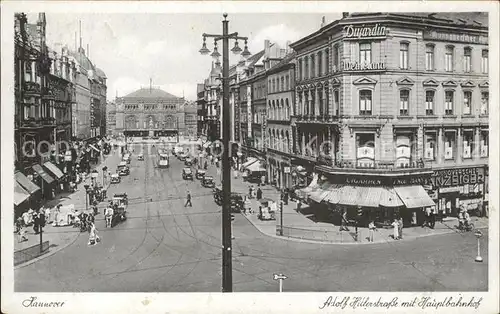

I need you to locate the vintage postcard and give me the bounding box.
[1,1,499,313]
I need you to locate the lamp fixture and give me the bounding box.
[241,40,251,59]
[211,41,221,59]
[199,37,210,55]
[231,40,242,54]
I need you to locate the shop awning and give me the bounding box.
[309,181,333,203]
[322,184,344,204]
[43,161,64,179]
[394,185,436,208]
[15,171,40,194]
[323,185,404,208]
[241,157,258,169]
[14,181,30,206]
[247,160,266,172]
[379,187,404,207]
[32,164,55,184]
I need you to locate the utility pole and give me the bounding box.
[199,13,251,292]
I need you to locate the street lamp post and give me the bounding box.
[199,13,251,293]
[474,230,483,262]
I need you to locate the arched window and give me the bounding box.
[304,56,309,80]
[285,98,290,119]
[268,100,272,119]
[272,129,276,149]
[325,48,330,74]
[280,99,285,120]
[285,131,290,153]
[310,54,315,77]
[317,51,322,76]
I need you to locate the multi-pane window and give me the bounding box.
[317,51,322,76]
[311,55,316,77]
[462,131,474,159]
[480,131,488,157]
[425,45,434,70]
[425,90,435,115]
[444,131,456,160]
[481,50,488,73]
[445,91,454,115]
[463,91,472,115]
[359,43,371,64]
[334,90,339,116]
[333,45,339,71]
[425,132,436,160]
[463,47,472,73]
[400,42,409,69]
[481,92,489,115]
[399,90,410,115]
[359,90,372,115]
[445,46,454,72]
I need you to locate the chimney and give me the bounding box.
[342,12,349,18]
[264,39,271,57]
[320,16,326,28]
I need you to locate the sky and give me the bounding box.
[28,13,341,102]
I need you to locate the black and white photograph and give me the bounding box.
[1,1,499,313]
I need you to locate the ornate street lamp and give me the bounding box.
[199,13,251,293]
[475,230,483,262]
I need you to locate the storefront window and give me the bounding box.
[425,44,434,71]
[463,47,472,73]
[481,92,489,115]
[359,90,372,115]
[356,133,375,167]
[463,91,472,115]
[480,131,488,157]
[444,131,456,160]
[399,90,410,115]
[462,131,473,159]
[425,132,436,160]
[359,42,371,64]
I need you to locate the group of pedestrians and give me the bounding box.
[15,207,48,243]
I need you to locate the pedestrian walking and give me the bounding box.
[368,221,376,242]
[296,199,302,212]
[256,187,262,200]
[260,175,265,186]
[398,216,404,239]
[392,219,400,240]
[283,191,289,205]
[33,210,40,234]
[248,185,253,199]
[341,210,348,231]
[204,161,208,170]
[87,222,100,246]
[105,205,114,228]
[185,191,193,207]
[16,218,28,242]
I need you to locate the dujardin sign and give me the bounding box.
[343,24,388,39]
[342,61,386,71]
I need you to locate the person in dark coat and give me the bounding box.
[185,191,192,207]
[283,191,289,205]
[256,187,263,200]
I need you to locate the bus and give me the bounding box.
[157,152,170,168]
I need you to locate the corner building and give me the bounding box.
[291,13,489,225]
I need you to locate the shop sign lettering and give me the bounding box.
[431,167,485,188]
[392,176,429,186]
[423,30,488,44]
[345,177,382,185]
[343,24,387,39]
[342,61,386,71]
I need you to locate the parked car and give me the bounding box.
[202,176,215,188]
[137,153,144,161]
[117,162,130,176]
[182,167,193,180]
[185,157,194,166]
[178,152,187,161]
[195,169,206,180]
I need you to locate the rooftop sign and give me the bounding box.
[423,30,488,44]
[343,24,388,39]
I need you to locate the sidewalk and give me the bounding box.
[14,151,122,267]
[203,162,488,245]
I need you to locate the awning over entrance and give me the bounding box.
[43,161,64,179]
[319,185,405,208]
[14,181,30,206]
[309,181,333,203]
[247,160,266,172]
[32,164,55,184]
[241,157,258,169]
[15,171,40,194]
[394,185,436,208]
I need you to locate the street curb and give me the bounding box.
[240,212,488,246]
[14,230,81,270]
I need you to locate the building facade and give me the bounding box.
[114,87,190,137]
[266,52,296,189]
[290,12,489,225]
[106,101,117,135]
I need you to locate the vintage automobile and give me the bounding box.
[195,169,206,180]
[117,162,130,176]
[111,193,128,227]
[178,152,188,161]
[184,157,194,166]
[137,153,144,161]
[202,176,215,188]
[258,198,276,221]
[110,173,121,184]
[213,187,244,212]
[182,167,193,180]
[123,153,131,164]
